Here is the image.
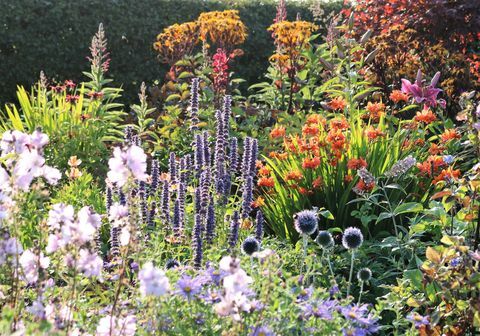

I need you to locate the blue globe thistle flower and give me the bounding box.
[165,259,180,269]
[241,236,260,255]
[342,227,364,250]
[294,210,318,235]
[316,230,334,248]
[357,268,372,282]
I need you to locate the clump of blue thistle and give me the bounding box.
[241,176,254,219]
[294,210,318,235]
[150,158,160,196]
[166,259,180,269]
[316,230,334,248]
[205,197,215,244]
[189,78,200,131]
[255,210,264,242]
[343,227,364,297]
[193,213,203,268]
[161,181,171,226]
[228,211,240,250]
[357,268,372,282]
[385,155,417,178]
[169,152,177,183]
[241,236,260,256]
[342,227,364,250]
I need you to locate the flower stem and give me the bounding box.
[346,250,355,298]
[358,281,364,304]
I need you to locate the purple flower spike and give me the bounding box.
[193,213,203,268]
[228,211,240,250]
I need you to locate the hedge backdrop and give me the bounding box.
[0,0,341,105]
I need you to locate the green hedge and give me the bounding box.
[0,0,341,105]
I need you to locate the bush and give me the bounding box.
[0,0,341,105]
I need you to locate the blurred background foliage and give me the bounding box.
[0,0,342,105]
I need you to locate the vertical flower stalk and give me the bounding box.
[150,158,160,197]
[161,181,170,227]
[105,185,113,213]
[194,188,202,216]
[193,214,203,268]
[241,137,252,181]
[229,137,239,172]
[249,138,258,177]
[199,170,211,215]
[222,95,232,141]
[138,181,148,226]
[123,126,134,145]
[172,199,181,233]
[255,210,264,242]
[214,109,226,195]
[168,152,177,183]
[147,200,156,229]
[241,176,253,219]
[202,131,211,170]
[189,78,200,131]
[194,134,204,176]
[205,196,216,244]
[177,181,186,229]
[228,211,240,250]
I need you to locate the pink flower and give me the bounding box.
[401,70,445,108]
[19,249,49,284]
[96,315,136,336]
[107,145,147,187]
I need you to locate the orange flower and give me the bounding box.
[270,125,286,139]
[277,152,288,160]
[414,138,425,146]
[285,170,303,181]
[365,126,385,141]
[258,166,271,176]
[440,129,461,142]
[389,90,409,103]
[302,124,319,136]
[429,143,446,155]
[252,196,265,208]
[299,187,313,195]
[258,177,275,188]
[353,180,375,193]
[417,155,447,177]
[302,156,321,169]
[328,97,347,111]
[344,174,354,183]
[312,176,323,189]
[306,114,326,125]
[414,108,437,124]
[326,129,347,151]
[433,167,461,185]
[329,118,349,131]
[347,158,367,170]
[366,102,385,120]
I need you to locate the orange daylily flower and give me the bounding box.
[302,156,321,169]
[389,90,409,103]
[258,177,275,187]
[302,124,319,136]
[328,97,347,111]
[433,167,461,185]
[365,126,385,141]
[440,129,461,142]
[347,158,367,170]
[285,170,303,181]
[414,108,437,124]
[270,125,286,139]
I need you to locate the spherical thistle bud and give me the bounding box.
[294,210,318,235]
[357,267,372,282]
[316,230,334,248]
[241,236,260,256]
[165,259,180,269]
[342,227,364,250]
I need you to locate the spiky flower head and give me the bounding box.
[241,236,261,256]
[165,259,180,269]
[342,227,364,250]
[357,268,372,282]
[357,167,375,186]
[316,230,334,248]
[294,210,318,235]
[385,155,416,178]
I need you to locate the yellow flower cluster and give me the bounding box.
[153,21,199,65]
[198,10,247,50]
[268,21,317,70]
[269,21,317,54]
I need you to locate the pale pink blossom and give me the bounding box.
[107,145,147,187]
[96,315,136,336]
[138,262,170,297]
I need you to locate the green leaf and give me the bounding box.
[319,209,334,220]
[376,212,393,223]
[404,269,423,290]
[393,202,423,216]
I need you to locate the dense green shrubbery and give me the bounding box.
[0,0,340,105]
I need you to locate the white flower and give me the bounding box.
[108,203,128,222]
[77,249,103,278]
[119,227,130,246]
[107,145,147,187]
[138,262,170,297]
[219,256,240,273]
[19,249,49,284]
[96,315,136,336]
[48,203,75,230]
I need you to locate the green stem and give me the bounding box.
[346,250,355,298]
[357,281,364,304]
[302,234,308,277]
